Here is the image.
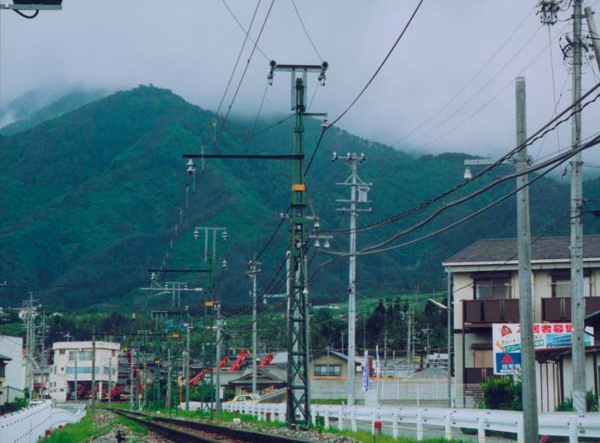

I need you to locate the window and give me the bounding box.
[314,364,341,377]
[0,364,5,378]
[473,273,511,300]
[552,274,590,298]
[68,351,77,361]
[314,365,328,376]
[79,351,92,361]
[59,349,65,355]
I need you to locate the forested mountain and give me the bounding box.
[0,85,597,312]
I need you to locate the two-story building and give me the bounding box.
[0,335,24,405]
[49,341,120,401]
[444,236,600,411]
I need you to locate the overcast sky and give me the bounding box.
[2,0,600,166]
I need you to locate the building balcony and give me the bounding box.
[541,297,600,322]
[463,299,520,326]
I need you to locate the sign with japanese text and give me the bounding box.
[492,323,594,375]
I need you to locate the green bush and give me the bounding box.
[555,390,598,412]
[480,376,522,411]
[3,397,28,413]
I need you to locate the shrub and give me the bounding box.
[480,376,522,411]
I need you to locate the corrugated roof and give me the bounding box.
[444,236,600,264]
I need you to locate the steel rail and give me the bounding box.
[112,410,313,443]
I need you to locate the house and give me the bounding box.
[0,354,10,406]
[48,341,120,401]
[0,335,24,405]
[227,367,286,396]
[443,236,600,411]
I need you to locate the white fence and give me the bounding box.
[0,400,85,442]
[222,402,600,443]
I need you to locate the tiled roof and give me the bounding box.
[444,236,600,264]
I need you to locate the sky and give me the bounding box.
[2,0,600,166]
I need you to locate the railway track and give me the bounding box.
[112,409,315,443]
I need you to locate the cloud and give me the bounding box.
[1,0,598,165]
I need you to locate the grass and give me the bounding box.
[92,408,474,443]
[41,413,105,443]
[204,412,471,443]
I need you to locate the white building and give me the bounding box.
[49,341,120,402]
[444,236,600,412]
[0,335,24,404]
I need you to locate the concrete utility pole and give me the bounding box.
[215,300,223,412]
[247,258,261,395]
[515,76,539,442]
[184,323,191,411]
[333,152,371,406]
[166,347,172,412]
[91,328,96,417]
[446,272,453,408]
[108,357,112,409]
[129,349,135,411]
[23,293,37,403]
[269,60,328,428]
[571,0,586,415]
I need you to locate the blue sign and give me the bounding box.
[495,352,522,375]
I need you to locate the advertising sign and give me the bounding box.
[492,323,594,375]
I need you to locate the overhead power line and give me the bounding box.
[291,0,324,61]
[305,0,426,175]
[213,0,275,148]
[396,5,537,145]
[326,130,600,257]
[321,79,600,236]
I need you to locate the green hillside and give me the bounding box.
[0,85,594,312]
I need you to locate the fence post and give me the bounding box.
[416,409,424,441]
[324,410,330,429]
[338,405,344,431]
[477,411,486,443]
[392,412,399,439]
[516,415,524,443]
[351,407,357,433]
[444,409,452,440]
[569,415,578,443]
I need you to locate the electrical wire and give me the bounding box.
[245,113,294,142]
[220,0,270,61]
[396,5,537,145]
[291,0,323,61]
[13,9,39,19]
[321,80,600,236]
[255,207,290,261]
[247,79,271,143]
[304,0,431,177]
[214,0,263,123]
[330,0,425,128]
[214,0,275,148]
[326,131,600,257]
[415,23,567,150]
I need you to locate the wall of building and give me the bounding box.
[49,341,119,401]
[0,336,24,403]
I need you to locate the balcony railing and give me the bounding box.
[541,297,600,322]
[463,299,520,325]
